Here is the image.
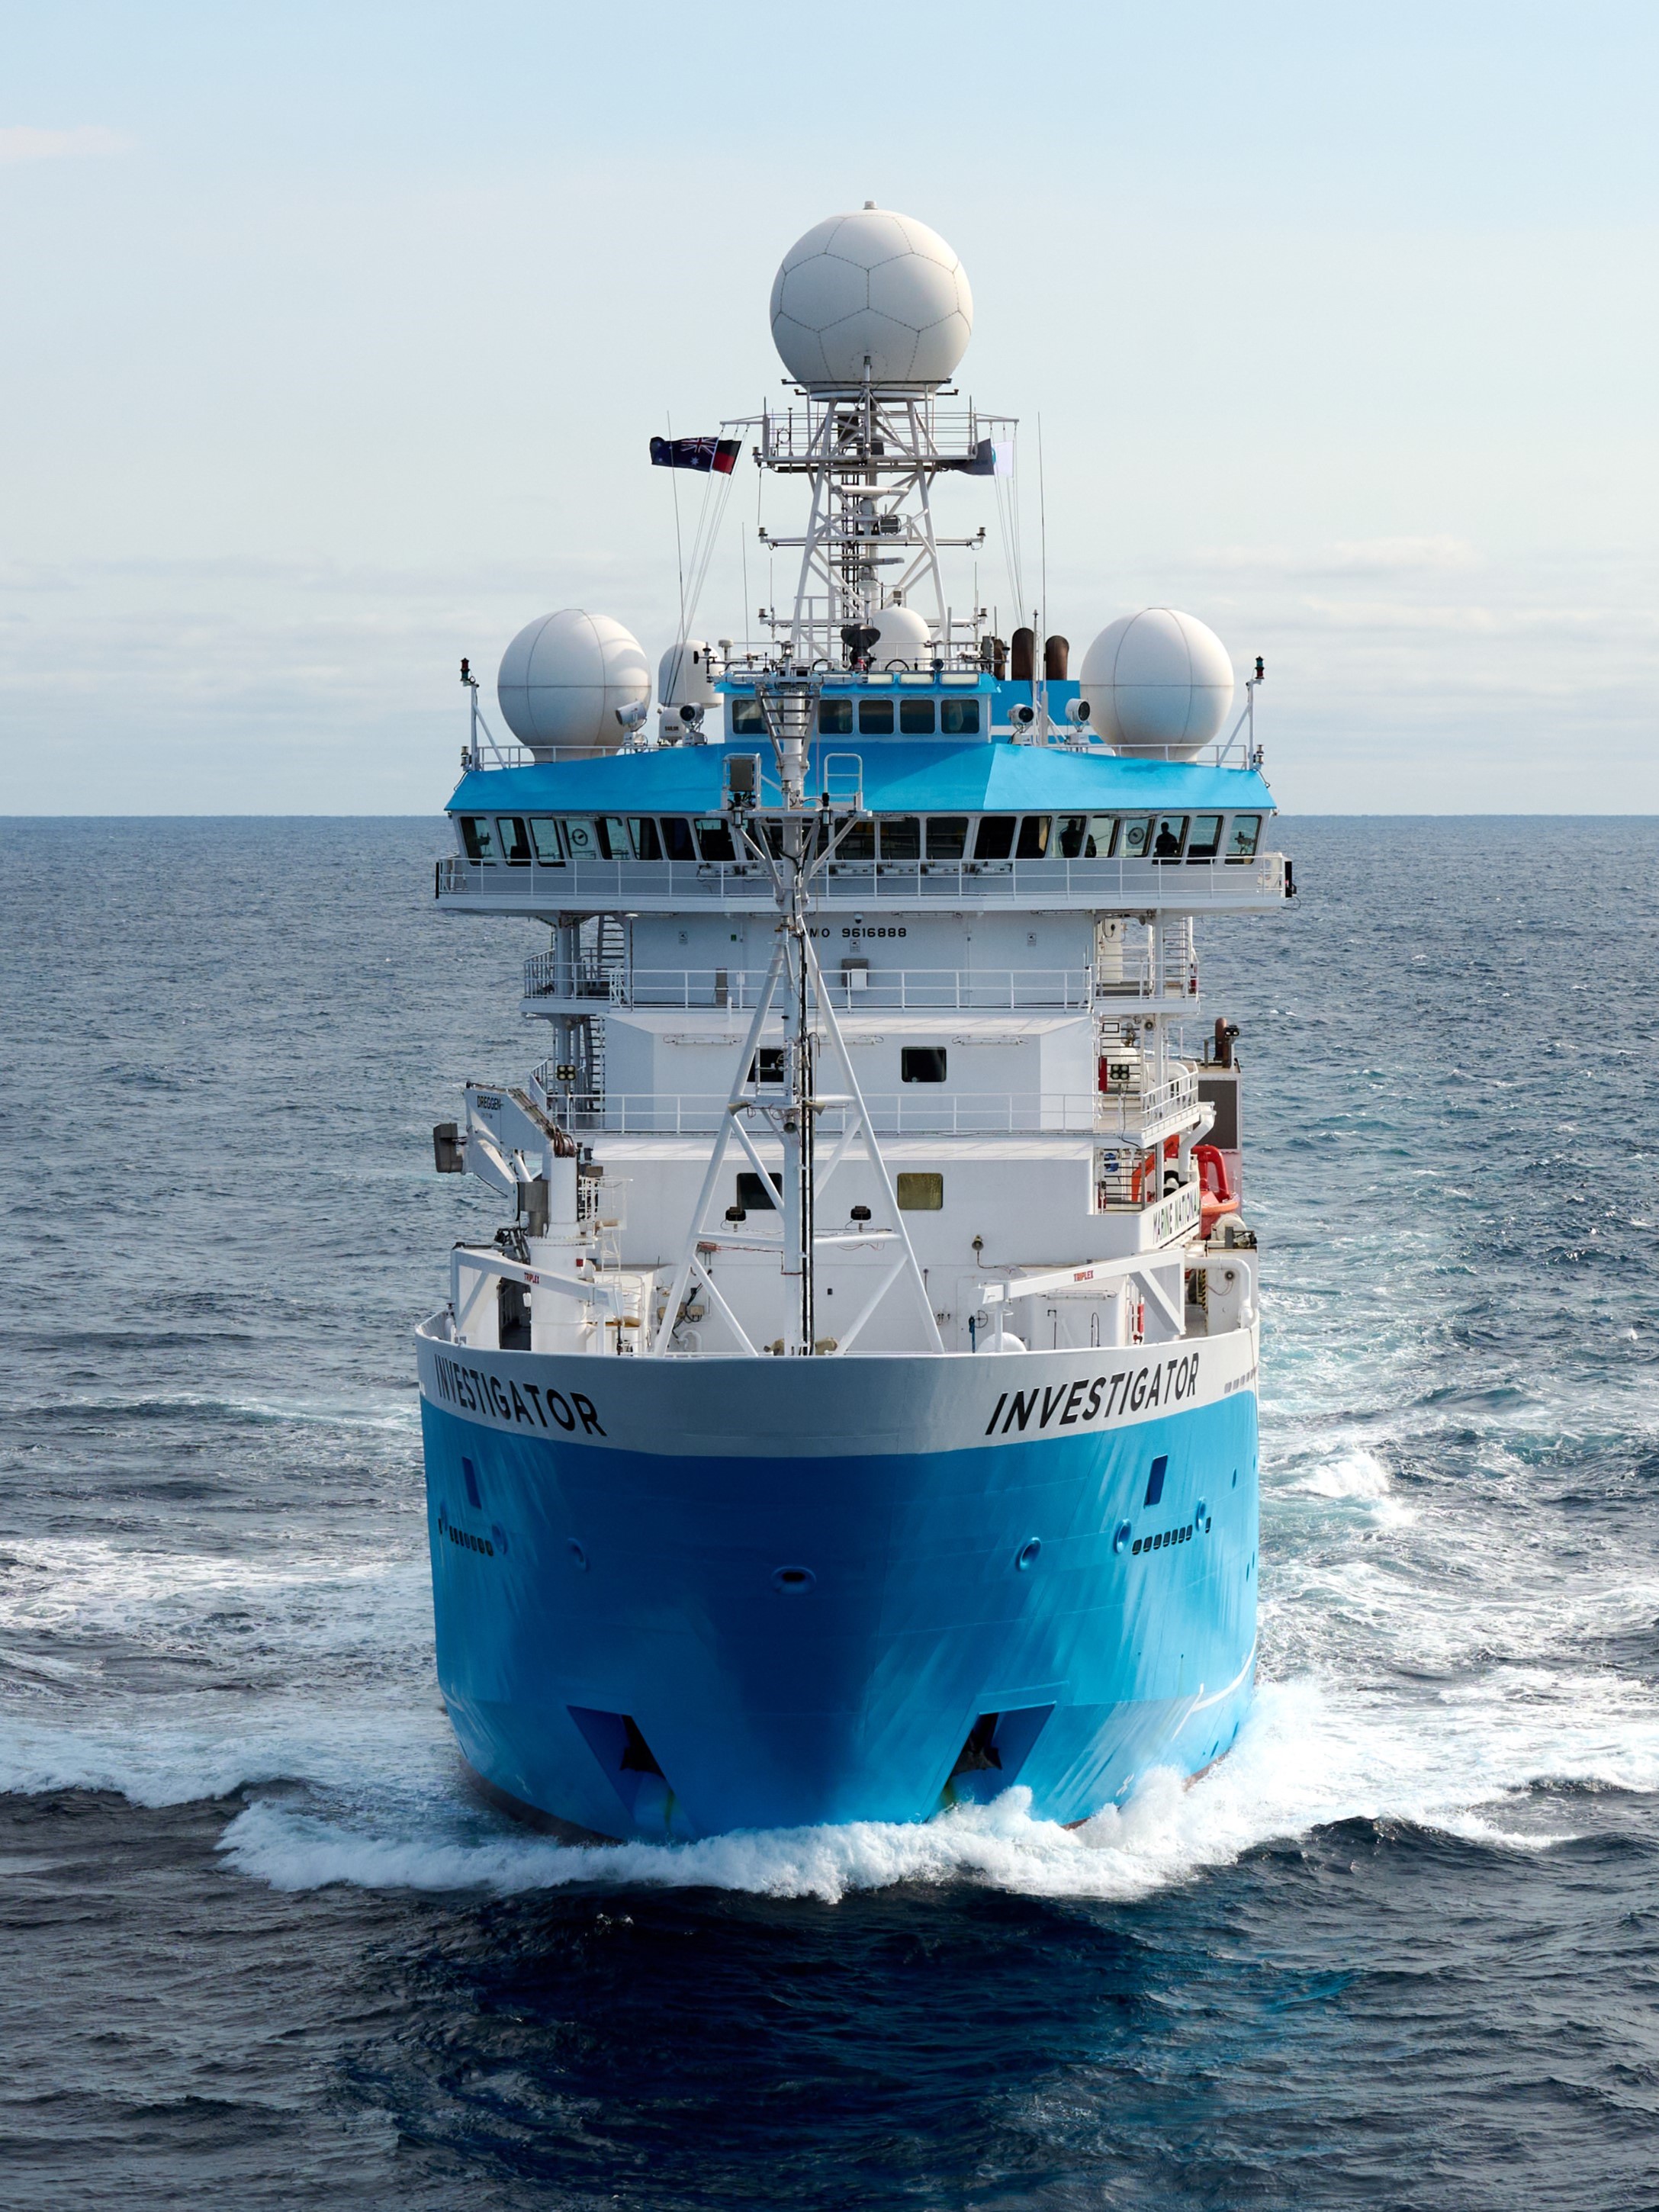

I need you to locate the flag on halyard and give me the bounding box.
[651,436,741,474]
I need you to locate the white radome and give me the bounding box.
[1078,609,1236,757]
[770,206,973,389]
[497,609,651,757]
[864,603,934,667]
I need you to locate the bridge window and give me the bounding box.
[661,817,696,862]
[1016,816,1050,859]
[599,817,631,860]
[1187,814,1223,860]
[897,1172,944,1210]
[818,698,854,735]
[497,817,532,866]
[899,696,936,735]
[940,697,980,735]
[973,815,1016,860]
[859,698,895,734]
[563,817,603,861]
[1056,814,1117,858]
[529,818,564,863]
[1153,815,1188,860]
[925,816,969,860]
[1227,814,1262,860]
[902,1047,947,1083]
[458,816,494,862]
[629,817,663,860]
[730,697,764,735]
[1120,817,1153,860]
[834,818,876,862]
[695,818,737,863]
[879,817,921,860]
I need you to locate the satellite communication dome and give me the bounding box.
[1077,609,1236,758]
[863,602,934,667]
[497,609,651,757]
[770,205,973,388]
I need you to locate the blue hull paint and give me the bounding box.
[419,1380,1259,1839]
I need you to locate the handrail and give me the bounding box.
[441,851,1288,908]
[530,1084,1199,1138]
[521,960,1106,1011]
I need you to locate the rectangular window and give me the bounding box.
[459,816,494,862]
[1120,816,1153,861]
[563,817,603,862]
[748,1052,785,1087]
[1056,815,1090,858]
[1152,815,1188,861]
[1186,813,1223,860]
[730,696,764,735]
[629,817,663,860]
[497,816,532,866]
[973,815,1016,860]
[598,816,632,860]
[661,817,696,862]
[737,1170,782,1210]
[1227,814,1262,860]
[1085,815,1117,858]
[924,815,969,860]
[818,697,854,735]
[939,697,981,735]
[879,817,921,860]
[901,1046,947,1083]
[899,696,936,735]
[1016,816,1050,859]
[859,698,895,735]
[896,1172,944,1210]
[834,818,876,862]
[695,818,736,863]
[529,817,564,863]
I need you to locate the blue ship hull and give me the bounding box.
[416,1326,1260,1837]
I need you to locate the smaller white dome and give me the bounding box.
[1077,609,1236,757]
[657,639,718,709]
[497,609,651,757]
[864,603,934,667]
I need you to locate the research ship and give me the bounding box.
[416,205,1291,1840]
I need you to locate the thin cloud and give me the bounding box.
[0,125,130,166]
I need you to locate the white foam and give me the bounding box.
[212,1655,1659,1905]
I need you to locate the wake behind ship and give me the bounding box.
[417,204,1292,1841]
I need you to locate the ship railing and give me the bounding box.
[439,851,1288,907]
[520,960,1102,1011]
[540,1088,1201,1138]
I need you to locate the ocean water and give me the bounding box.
[1,814,1655,2210]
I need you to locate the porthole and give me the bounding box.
[567,1539,588,1571]
[773,1565,815,1594]
[1015,1538,1042,1571]
[1113,1520,1131,1555]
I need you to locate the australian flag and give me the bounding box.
[651,435,741,474]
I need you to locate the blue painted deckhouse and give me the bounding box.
[416,204,1292,1840]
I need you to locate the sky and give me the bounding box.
[2,1,1655,815]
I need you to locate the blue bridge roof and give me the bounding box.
[449,743,1275,818]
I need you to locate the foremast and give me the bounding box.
[652,677,942,1359]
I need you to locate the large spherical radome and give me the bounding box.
[497,609,651,757]
[770,207,973,388]
[1077,609,1236,758]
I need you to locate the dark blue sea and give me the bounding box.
[2,816,1656,2210]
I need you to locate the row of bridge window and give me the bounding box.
[458,812,1265,867]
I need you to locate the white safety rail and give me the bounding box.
[535,1082,1200,1142]
[521,960,1101,1011]
[439,851,1290,911]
